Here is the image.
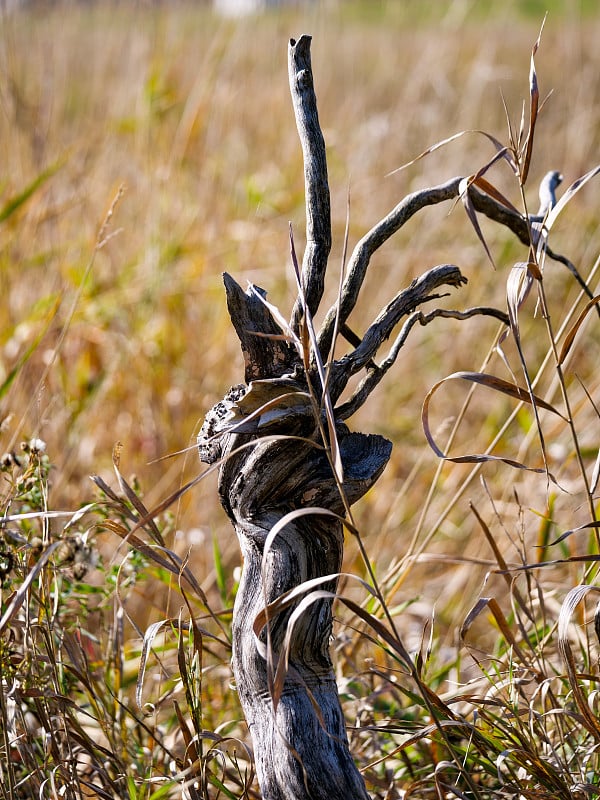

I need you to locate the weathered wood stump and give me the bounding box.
[200,369,390,799]
[198,34,553,800]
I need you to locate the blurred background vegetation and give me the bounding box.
[1,1,600,796]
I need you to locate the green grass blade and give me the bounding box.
[0,159,63,223]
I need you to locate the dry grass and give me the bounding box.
[1,1,600,797]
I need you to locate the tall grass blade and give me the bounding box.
[0,540,62,633]
[505,258,553,482]
[458,177,496,269]
[112,449,164,546]
[461,596,528,664]
[547,520,600,547]
[470,501,535,622]
[469,174,521,214]
[557,294,600,365]
[0,296,60,400]
[386,129,516,176]
[0,160,62,223]
[520,18,544,184]
[289,224,344,483]
[247,282,303,355]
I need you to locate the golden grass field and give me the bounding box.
[2,2,600,795]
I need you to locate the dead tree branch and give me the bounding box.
[336,305,510,420]
[317,177,581,361]
[288,35,331,331]
[327,264,468,403]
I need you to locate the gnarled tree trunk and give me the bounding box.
[199,279,391,800]
[198,33,549,800]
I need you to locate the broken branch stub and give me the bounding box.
[198,33,541,800]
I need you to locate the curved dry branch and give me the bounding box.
[318,178,462,360]
[328,264,468,403]
[288,35,331,331]
[337,305,510,420]
[316,177,581,361]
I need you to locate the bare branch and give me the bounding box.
[328,264,468,403]
[317,178,461,360]
[288,35,331,331]
[315,176,563,362]
[337,305,510,420]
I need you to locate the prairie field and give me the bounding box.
[1,1,600,797]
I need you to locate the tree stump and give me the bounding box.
[198,34,549,800]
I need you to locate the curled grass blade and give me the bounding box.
[557,585,600,739]
[136,619,173,712]
[506,261,536,337]
[423,370,565,476]
[258,505,347,695]
[252,570,376,710]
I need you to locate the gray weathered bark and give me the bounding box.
[198,281,390,799]
[198,34,553,800]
